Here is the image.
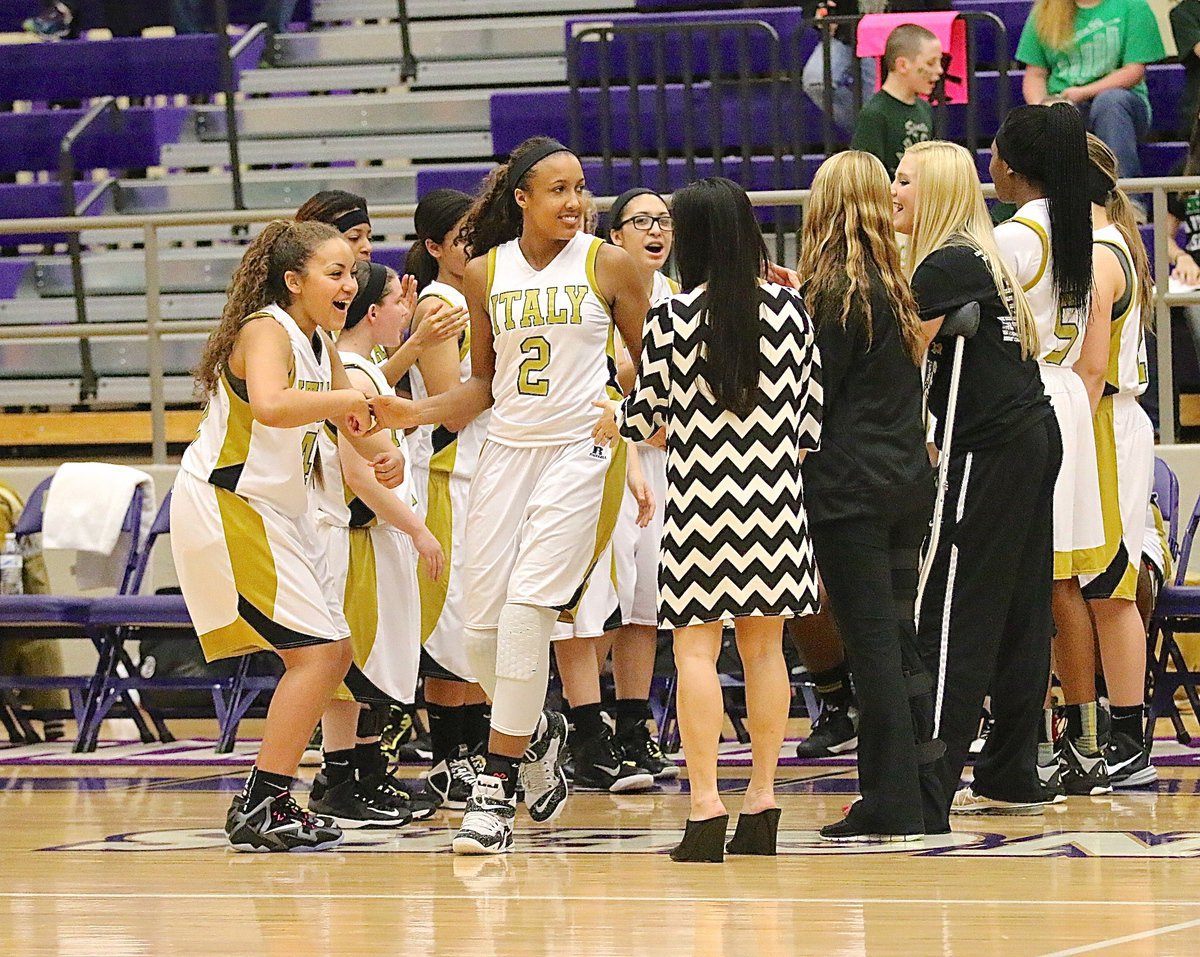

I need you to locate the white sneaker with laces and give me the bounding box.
[518,710,569,823]
[452,774,516,855]
[950,786,1045,816]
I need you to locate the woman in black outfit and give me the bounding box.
[895,140,1061,831]
[799,151,935,842]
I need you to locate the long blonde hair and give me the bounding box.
[798,151,924,364]
[1030,0,1077,52]
[902,140,1039,358]
[1086,133,1154,328]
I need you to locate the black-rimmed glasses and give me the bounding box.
[617,214,674,232]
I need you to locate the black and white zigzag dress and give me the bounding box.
[616,283,823,628]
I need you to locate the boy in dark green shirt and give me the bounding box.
[851,23,942,177]
[1173,0,1200,135]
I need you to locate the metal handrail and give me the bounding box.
[1,176,1198,458]
[396,0,417,81]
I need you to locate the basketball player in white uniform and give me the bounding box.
[311,260,446,829]
[369,138,649,854]
[171,220,404,851]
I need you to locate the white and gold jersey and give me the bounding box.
[407,280,491,480]
[996,199,1088,368]
[179,302,329,518]
[1094,223,1149,397]
[484,231,615,447]
[313,351,418,529]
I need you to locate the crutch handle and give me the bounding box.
[936,301,981,341]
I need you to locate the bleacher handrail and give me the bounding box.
[0,175,1197,455]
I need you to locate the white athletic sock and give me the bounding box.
[490,603,556,737]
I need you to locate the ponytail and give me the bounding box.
[994,103,1092,311]
[1086,134,1154,328]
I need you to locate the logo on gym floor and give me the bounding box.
[40,828,1200,857]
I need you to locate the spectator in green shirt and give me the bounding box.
[850,24,943,177]
[1016,0,1166,180]
[1171,0,1200,137]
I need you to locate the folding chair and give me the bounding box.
[0,474,154,749]
[1145,463,1200,748]
[85,490,279,753]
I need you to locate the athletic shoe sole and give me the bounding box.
[451,835,512,855]
[819,832,924,844]
[1064,783,1114,797]
[796,735,859,759]
[652,765,681,781]
[574,771,657,794]
[1110,765,1158,788]
[950,801,1046,816]
[227,834,344,853]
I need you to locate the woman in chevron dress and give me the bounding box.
[594,177,822,862]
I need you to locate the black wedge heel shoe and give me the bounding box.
[670,814,729,863]
[726,807,781,856]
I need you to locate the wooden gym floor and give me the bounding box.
[1,733,1199,957]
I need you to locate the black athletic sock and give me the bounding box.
[321,747,356,786]
[614,698,652,737]
[811,663,853,712]
[462,703,491,752]
[1065,702,1100,756]
[352,741,386,779]
[568,702,606,743]
[244,767,291,807]
[1111,704,1143,743]
[482,753,519,797]
[426,702,465,767]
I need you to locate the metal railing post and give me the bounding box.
[144,223,167,464]
[395,0,417,82]
[213,0,245,211]
[1154,185,1176,445]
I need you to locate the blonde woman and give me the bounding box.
[798,152,934,843]
[893,140,1062,830]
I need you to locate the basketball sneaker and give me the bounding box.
[795,707,858,758]
[452,774,516,855]
[949,786,1045,815]
[1037,753,1068,805]
[1105,732,1157,789]
[518,709,569,822]
[308,774,409,829]
[359,763,438,821]
[226,790,344,852]
[572,725,656,793]
[426,744,479,810]
[617,721,680,780]
[1060,737,1113,796]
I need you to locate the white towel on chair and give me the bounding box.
[43,463,157,591]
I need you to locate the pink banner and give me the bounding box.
[855,11,967,104]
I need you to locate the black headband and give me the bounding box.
[345,262,389,330]
[609,187,663,228]
[332,207,370,233]
[506,140,575,192]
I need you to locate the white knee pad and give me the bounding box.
[491,603,556,736]
[463,626,499,700]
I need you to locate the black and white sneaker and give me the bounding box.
[452,774,516,855]
[361,766,438,822]
[1060,738,1113,796]
[573,726,656,793]
[519,710,569,822]
[308,774,410,829]
[617,721,680,780]
[1038,753,1068,805]
[795,707,858,758]
[1105,732,1157,788]
[226,791,344,852]
[426,744,479,810]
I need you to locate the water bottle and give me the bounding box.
[0,532,23,595]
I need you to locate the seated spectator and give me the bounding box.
[1016,0,1165,181]
[23,0,152,39]
[1172,0,1200,136]
[850,23,942,177]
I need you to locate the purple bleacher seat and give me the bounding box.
[0,33,263,102]
[0,260,33,300]
[955,0,1029,61]
[0,1,310,33]
[0,107,189,177]
[0,182,112,247]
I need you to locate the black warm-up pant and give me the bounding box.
[915,415,1061,832]
[811,489,935,834]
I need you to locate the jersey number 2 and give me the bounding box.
[518,335,551,396]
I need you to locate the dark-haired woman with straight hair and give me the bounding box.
[594,177,822,862]
[403,188,495,810]
[991,102,1105,801]
[369,137,649,854]
[798,151,934,843]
